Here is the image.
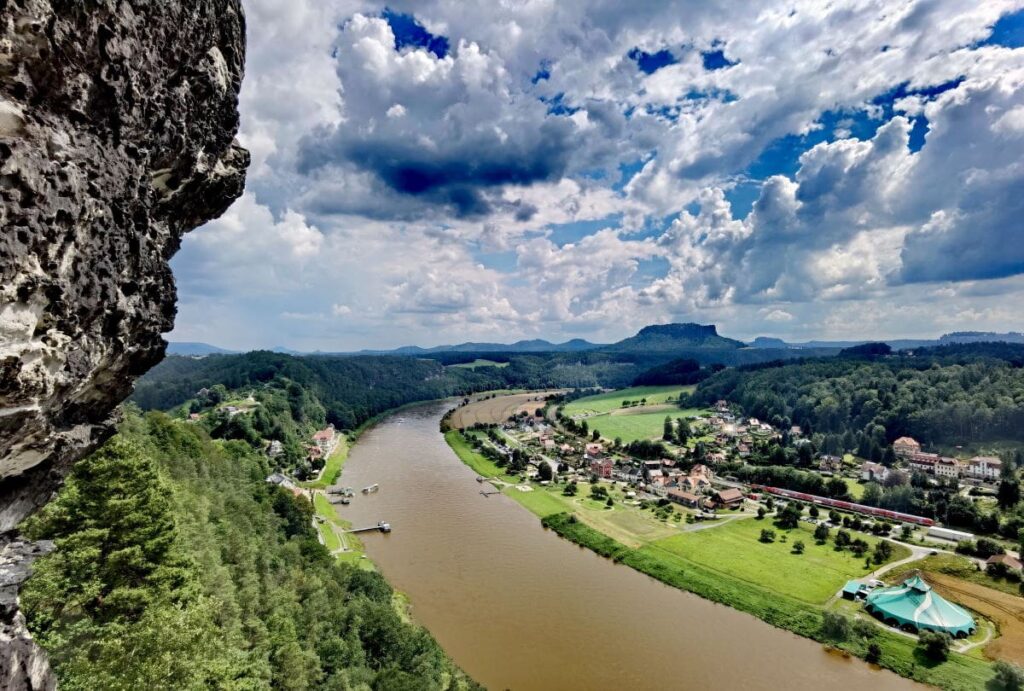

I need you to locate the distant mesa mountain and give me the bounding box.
[603,323,745,352]
[748,336,792,349]
[166,341,237,356]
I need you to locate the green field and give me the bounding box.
[649,518,908,604]
[510,483,677,547]
[562,386,704,443]
[587,409,706,444]
[448,359,510,369]
[563,385,695,416]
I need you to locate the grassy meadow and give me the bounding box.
[649,518,909,604]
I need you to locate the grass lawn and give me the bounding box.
[648,518,910,604]
[844,477,866,500]
[563,385,695,416]
[588,410,704,444]
[448,359,509,369]
[510,483,677,547]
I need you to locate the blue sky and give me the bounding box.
[169,1,1024,351]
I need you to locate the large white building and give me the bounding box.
[964,456,1002,481]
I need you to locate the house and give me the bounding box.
[713,488,744,508]
[585,442,604,457]
[266,473,296,490]
[737,443,751,458]
[935,457,961,480]
[589,457,613,479]
[621,466,643,484]
[818,455,842,472]
[964,456,1002,481]
[707,451,727,465]
[860,461,889,483]
[790,425,802,437]
[313,424,336,444]
[907,452,939,473]
[542,438,556,451]
[893,437,921,459]
[715,400,730,412]
[642,460,664,481]
[188,413,201,422]
[987,554,1023,571]
[267,440,283,458]
[667,489,701,508]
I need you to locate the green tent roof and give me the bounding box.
[865,576,975,636]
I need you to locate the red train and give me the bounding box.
[751,485,935,527]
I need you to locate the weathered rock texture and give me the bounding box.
[0,1,248,687]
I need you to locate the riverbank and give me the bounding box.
[443,430,994,690]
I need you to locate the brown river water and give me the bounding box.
[338,401,920,691]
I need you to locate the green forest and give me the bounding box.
[691,346,1024,447]
[21,410,478,691]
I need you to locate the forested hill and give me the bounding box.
[131,352,516,427]
[690,344,1024,447]
[21,411,479,690]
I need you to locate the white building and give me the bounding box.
[860,461,889,483]
[964,456,1002,481]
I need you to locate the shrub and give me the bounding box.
[866,642,882,664]
[918,630,950,662]
[792,540,805,554]
[814,523,830,543]
[872,540,894,564]
[853,618,876,639]
[821,612,851,641]
[976,537,1006,559]
[759,529,776,543]
[994,660,1024,690]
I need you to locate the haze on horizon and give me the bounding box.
[169,0,1024,353]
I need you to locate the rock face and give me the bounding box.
[0,1,249,687]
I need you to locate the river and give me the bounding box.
[339,402,919,690]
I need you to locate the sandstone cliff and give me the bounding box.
[0,1,248,686]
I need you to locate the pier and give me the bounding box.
[345,520,391,534]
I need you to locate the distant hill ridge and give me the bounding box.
[168,324,1024,358]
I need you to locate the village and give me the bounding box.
[444,385,1024,671]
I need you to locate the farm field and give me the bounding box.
[562,385,695,416]
[648,518,911,604]
[448,359,509,369]
[447,390,563,428]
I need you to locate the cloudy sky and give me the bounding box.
[169,0,1024,351]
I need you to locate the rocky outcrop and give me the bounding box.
[0,1,249,686]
